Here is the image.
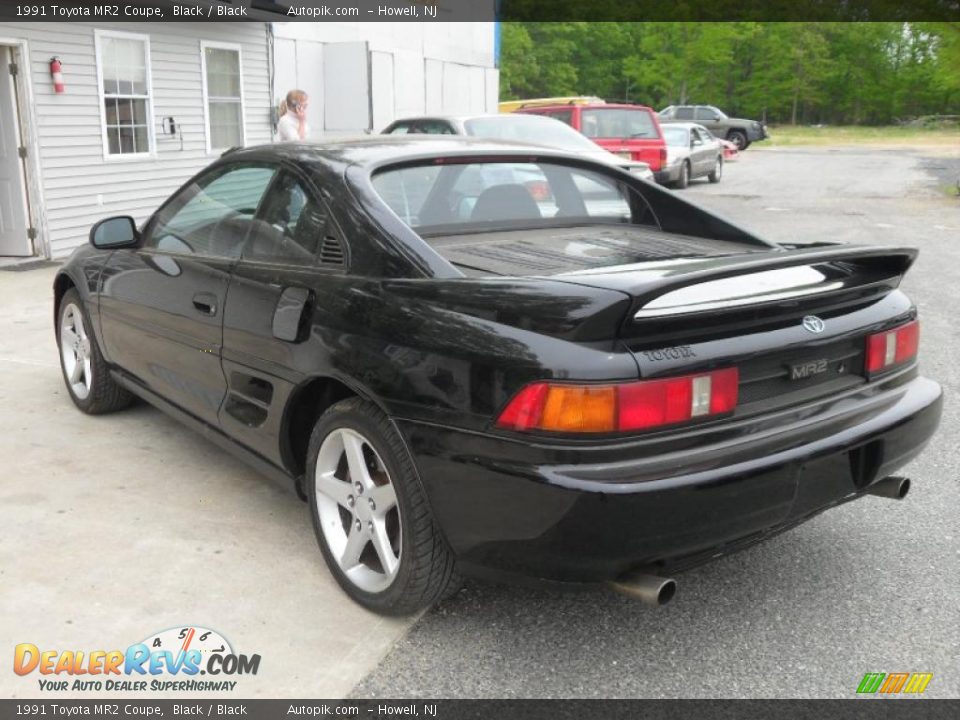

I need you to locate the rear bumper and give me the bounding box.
[397,375,942,584]
[656,165,683,184]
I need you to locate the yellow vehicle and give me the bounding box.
[498,96,605,113]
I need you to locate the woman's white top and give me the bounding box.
[277,113,308,141]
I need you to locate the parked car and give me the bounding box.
[382,113,654,181]
[659,123,724,188]
[55,137,941,614]
[514,101,668,174]
[659,105,768,150]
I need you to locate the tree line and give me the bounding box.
[499,22,960,125]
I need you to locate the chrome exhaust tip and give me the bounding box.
[867,475,911,500]
[608,571,677,606]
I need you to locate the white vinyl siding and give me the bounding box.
[0,21,272,259]
[201,41,245,152]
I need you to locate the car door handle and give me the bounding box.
[192,292,218,316]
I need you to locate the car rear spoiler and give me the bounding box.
[609,245,918,319]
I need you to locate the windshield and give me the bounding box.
[581,108,659,139]
[662,126,689,146]
[371,160,649,234]
[463,116,601,153]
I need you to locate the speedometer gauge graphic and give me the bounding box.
[140,626,233,661]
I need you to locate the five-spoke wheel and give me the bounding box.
[306,397,460,614]
[314,428,402,593]
[59,302,92,400]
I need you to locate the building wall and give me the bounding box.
[273,22,499,136]
[0,22,272,258]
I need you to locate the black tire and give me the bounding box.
[306,397,461,615]
[727,130,748,150]
[56,288,134,415]
[708,156,723,183]
[674,161,690,189]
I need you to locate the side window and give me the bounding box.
[245,171,329,264]
[145,164,276,258]
[694,107,714,122]
[690,128,703,144]
[416,120,456,135]
[550,110,573,127]
[386,122,413,135]
[675,107,694,120]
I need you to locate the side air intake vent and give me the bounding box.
[318,236,345,267]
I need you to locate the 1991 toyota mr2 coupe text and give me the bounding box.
[54,137,942,613]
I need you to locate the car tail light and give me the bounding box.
[659,147,667,167]
[496,368,738,434]
[524,180,552,201]
[865,320,919,374]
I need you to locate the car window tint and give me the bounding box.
[674,107,695,120]
[386,122,412,135]
[416,120,456,135]
[372,161,637,232]
[580,108,658,139]
[551,110,573,127]
[243,171,328,265]
[370,165,442,226]
[146,165,276,258]
[662,126,688,146]
[694,107,714,122]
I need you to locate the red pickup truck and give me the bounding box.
[516,102,668,173]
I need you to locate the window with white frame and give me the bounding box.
[96,32,153,156]
[202,44,245,151]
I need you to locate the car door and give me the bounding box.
[689,127,712,176]
[220,167,346,464]
[98,162,277,424]
[694,106,719,134]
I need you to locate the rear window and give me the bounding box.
[581,108,659,140]
[371,160,650,234]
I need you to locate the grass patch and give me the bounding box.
[763,125,960,147]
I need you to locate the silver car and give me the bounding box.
[658,123,724,189]
[382,114,655,182]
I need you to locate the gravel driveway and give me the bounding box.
[352,145,960,699]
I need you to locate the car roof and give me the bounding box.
[224,135,593,169]
[386,113,568,126]
[524,102,654,112]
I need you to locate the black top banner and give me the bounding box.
[0,0,956,23]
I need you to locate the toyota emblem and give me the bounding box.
[802,315,826,334]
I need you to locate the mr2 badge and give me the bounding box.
[789,358,829,380]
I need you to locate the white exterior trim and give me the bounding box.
[199,40,247,155]
[0,36,50,258]
[93,28,157,162]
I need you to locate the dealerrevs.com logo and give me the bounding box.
[14,626,260,692]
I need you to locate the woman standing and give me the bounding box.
[277,89,310,141]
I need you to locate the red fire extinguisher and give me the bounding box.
[50,57,64,94]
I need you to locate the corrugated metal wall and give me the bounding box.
[0,22,272,258]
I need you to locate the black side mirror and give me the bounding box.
[90,216,139,249]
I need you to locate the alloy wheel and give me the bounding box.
[314,428,401,593]
[60,303,92,400]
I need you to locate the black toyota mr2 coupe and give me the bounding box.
[54,137,942,613]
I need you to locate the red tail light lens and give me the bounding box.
[865,320,919,374]
[496,368,739,434]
